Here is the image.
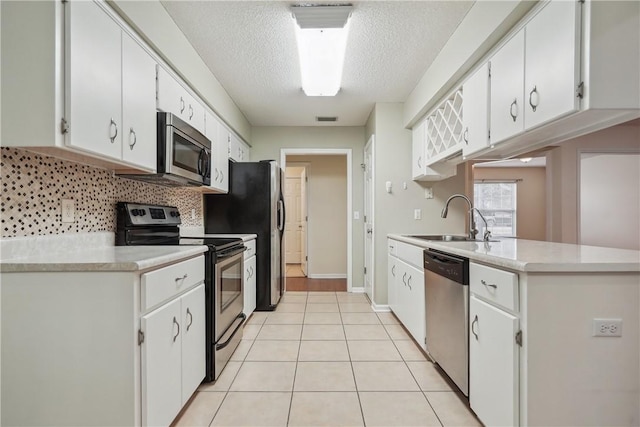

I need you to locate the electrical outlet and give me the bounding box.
[424,187,434,199]
[61,199,75,223]
[593,318,623,337]
[191,209,196,220]
[414,209,422,220]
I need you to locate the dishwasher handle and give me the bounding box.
[423,249,469,285]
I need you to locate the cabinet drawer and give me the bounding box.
[469,262,518,312]
[142,256,205,311]
[396,241,423,270]
[244,239,256,259]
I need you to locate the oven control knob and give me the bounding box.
[170,211,176,217]
[139,209,146,217]
[131,209,139,217]
[175,211,181,217]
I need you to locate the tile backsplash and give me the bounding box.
[1,148,203,238]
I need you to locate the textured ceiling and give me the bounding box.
[161,1,474,127]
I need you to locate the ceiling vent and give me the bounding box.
[316,116,338,122]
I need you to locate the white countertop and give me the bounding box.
[389,234,640,273]
[0,232,207,273]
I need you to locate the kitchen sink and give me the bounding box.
[407,234,499,242]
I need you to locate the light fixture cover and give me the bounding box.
[292,5,353,97]
[291,5,352,28]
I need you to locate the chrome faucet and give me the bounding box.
[441,194,492,241]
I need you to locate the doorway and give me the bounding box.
[280,149,353,292]
[284,164,308,278]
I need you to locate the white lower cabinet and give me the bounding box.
[387,254,398,313]
[469,261,520,427]
[469,296,519,426]
[0,255,205,427]
[397,259,425,348]
[387,239,426,349]
[141,283,205,427]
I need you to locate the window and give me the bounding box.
[473,182,517,237]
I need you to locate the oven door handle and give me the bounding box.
[215,313,246,351]
[217,246,247,260]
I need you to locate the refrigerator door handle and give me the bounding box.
[277,199,285,232]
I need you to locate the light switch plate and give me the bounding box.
[414,209,422,220]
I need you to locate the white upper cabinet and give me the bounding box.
[524,0,580,129]
[462,63,490,157]
[121,34,157,171]
[204,111,229,193]
[490,0,580,146]
[411,120,426,179]
[66,1,123,161]
[229,134,250,162]
[65,1,157,171]
[489,30,525,145]
[157,66,206,135]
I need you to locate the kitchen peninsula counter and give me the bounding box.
[389,234,640,273]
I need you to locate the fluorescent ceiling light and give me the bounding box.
[292,5,352,97]
[519,157,533,163]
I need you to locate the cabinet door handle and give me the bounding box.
[129,128,137,150]
[529,85,538,112]
[481,279,498,289]
[250,267,254,277]
[220,170,224,182]
[109,118,118,143]
[189,104,194,120]
[173,316,180,342]
[391,265,396,277]
[509,99,518,122]
[175,273,188,284]
[471,315,479,340]
[417,156,422,169]
[180,97,185,114]
[402,272,407,285]
[407,275,412,290]
[186,308,193,331]
[463,128,469,144]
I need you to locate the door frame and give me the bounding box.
[280,149,354,292]
[363,136,375,303]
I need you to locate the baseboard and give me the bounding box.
[349,287,365,293]
[371,302,391,312]
[307,273,347,279]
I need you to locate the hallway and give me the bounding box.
[173,291,480,426]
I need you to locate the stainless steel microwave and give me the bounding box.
[118,112,211,187]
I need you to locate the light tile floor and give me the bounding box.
[173,291,481,427]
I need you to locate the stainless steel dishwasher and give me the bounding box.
[424,248,469,396]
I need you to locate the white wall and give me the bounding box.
[250,126,365,286]
[366,103,467,304]
[580,153,640,250]
[547,122,640,245]
[287,155,347,277]
[110,0,251,141]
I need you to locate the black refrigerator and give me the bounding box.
[203,160,285,311]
